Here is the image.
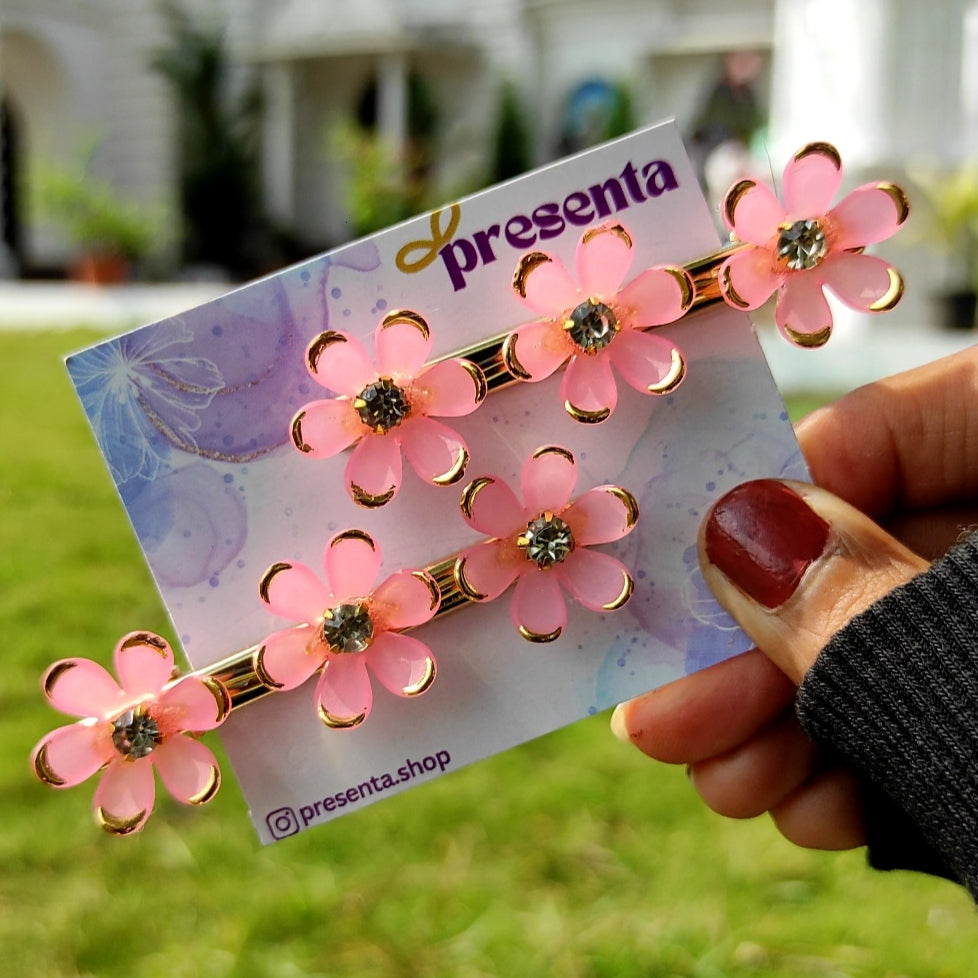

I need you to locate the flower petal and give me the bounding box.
[290,398,360,458]
[560,352,617,424]
[113,632,174,701]
[375,311,433,380]
[93,757,156,835]
[372,569,439,630]
[345,433,402,507]
[41,658,122,719]
[563,485,639,545]
[367,631,437,697]
[510,569,567,642]
[315,654,372,729]
[259,560,330,622]
[608,329,686,396]
[717,247,780,310]
[774,273,833,347]
[521,445,577,514]
[455,542,522,601]
[158,675,230,732]
[399,416,469,486]
[721,179,785,244]
[575,222,634,297]
[831,183,910,249]
[822,252,904,314]
[307,331,375,396]
[556,547,634,612]
[459,476,525,538]
[617,266,693,327]
[32,721,111,788]
[512,252,580,316]
[152,736,221,806]
[782,142,843,219]
[414,358,486,417]
[502,320,571,382]
[325,529,381,599]
[255,625,323,690]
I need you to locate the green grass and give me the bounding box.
[2,330,976,977]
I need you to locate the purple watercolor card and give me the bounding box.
[66,121,805,842]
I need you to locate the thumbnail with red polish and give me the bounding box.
[704,480,830,609]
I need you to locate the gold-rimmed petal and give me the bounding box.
[350,483,397,508]
[291,410,313,453]
[601,570,634,611]
[719,263,751,309]
[200,676,232,724]
[186,764,221,806]
[603,485,640,529]
[380,308,430,342]
[401,657,437,696]
[330,528,376,551]
[42,661,77,700]
[647,348,686,394]
[501,331,533,380]
[867,266,905,311]
[118,632,169,656]
[96,806,147,836]
[663,266,695,311]
[563,400,611,424]
[531,445,575,465]
[460,358,488,404]
[412,570,441,612]
[517,624,562,643]
[318,705,367,729]
[307,331,347,375]
[431,445,469,487]
[453,555,487,601]
[581,222,633,250]
[32,741,67,787]
[783,324,832,348]
[259,562,293,605]
[723,179,756,229]
[512,252,552,299]
[460,476,495,520]
[253,644,286,690]
[793,141,842,170]
[876,182,910,225]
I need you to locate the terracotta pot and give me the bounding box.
[70,251,130,285]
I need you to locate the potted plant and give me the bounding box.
[912,162,978,329]
[33,158,165,283]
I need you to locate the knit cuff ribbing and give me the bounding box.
[796,535,978,897]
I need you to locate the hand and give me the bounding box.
[612,345,978,850]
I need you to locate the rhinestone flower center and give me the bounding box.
[565,298,619,354]
[354,378,410,432]
[112,707,162,759]
[322,601,374,654]
[776,219,827,271]
[518,513,575,569]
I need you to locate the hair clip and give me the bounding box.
[455,445,638,641]
[502,222,692,424]
[717,141,909,347]
[291,310,487,507]
[31,632,231,835]
[255,529,439,729]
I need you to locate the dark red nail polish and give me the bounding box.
[704,480,830,608]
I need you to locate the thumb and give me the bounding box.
[699,479,930,684]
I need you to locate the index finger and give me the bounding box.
[796,345,978,521]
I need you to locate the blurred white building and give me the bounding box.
[1,0,976,288]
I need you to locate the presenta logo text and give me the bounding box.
[395,158,680,291]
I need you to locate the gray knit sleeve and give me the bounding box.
[796,534,978,898]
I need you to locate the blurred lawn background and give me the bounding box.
[2,329,976,978]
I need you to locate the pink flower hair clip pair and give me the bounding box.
[290,143,908,490]
[31,446,639,833]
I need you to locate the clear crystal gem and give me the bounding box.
[518,513,575,569]
[565,299,618,353]
[322,602,374,653]
[777,219,827,270]
[112,708,162,759]
[355,378,410,432]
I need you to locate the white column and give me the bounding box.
[377,48,408,163]
[262,61,296,226]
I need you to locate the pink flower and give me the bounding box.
[717,141,910,346]
[256,530,439,729]
[503,222,692,424]
[31,632,230,835]
[291,310,487,507]
[454,446,638,642]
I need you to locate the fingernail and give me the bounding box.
[704,480,830,609]
[610,703,631,743]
